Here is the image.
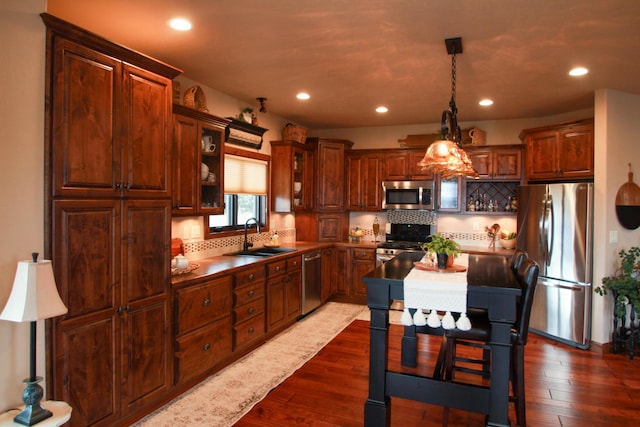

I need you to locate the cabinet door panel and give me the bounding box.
[364,155,383,210]
[468,151,492,179]
[559,125,594,178]
[493,149,522,180]
[122,200,170,303]
[123,297,171,411]
[267,278,285,331]
[286,270,302,319]
[52,200,120,318]
[408,151,435,179]
[172,114,199,214]
[385,153,409,180]
[526,130,559,179]
[52,39,121,197]
[56,315,119,427]
[122,64,171,197]
[346,155,364,210]
[316,142,346,210]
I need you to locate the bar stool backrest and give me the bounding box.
[514,257,540,346]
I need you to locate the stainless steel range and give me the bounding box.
[376,223,432,263]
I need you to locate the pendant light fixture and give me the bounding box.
[418,37,478,179]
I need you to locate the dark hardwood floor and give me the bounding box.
[236,319,640,426]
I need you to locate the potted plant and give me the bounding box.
[595,246,640,318]
[422,233,461,269]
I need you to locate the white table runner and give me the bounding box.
[401,253,471,330]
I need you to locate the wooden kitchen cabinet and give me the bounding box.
[332,246,376,304]
[466,145,523,181]
[51,199,172,427]
[233,265,266,350]
[172,104,229,216]
[321,248,337,302]
[295,212,350,242]
[174,276,232,385]
[383,149,434,180]
[305,137,353,211]
[266,255,302,333]
[347,152,384,211]
[49,34,175,200]
[44,14,181,427]
[270,140,314,212]
[520,118,594,182]
[352,248,377,297]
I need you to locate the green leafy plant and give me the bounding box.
[595,246,640,318]
[422,233,461,257]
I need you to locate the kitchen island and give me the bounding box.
[362,251,521,427]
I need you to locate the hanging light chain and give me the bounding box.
[451,53,457,102]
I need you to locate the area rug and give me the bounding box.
[132,302,369,427]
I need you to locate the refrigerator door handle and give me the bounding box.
[547,194,554,265]
[553,283,586,291]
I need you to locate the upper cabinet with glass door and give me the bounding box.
[270,141,314,212]
[172,104,229,216]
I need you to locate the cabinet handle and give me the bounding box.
[125,305,130,313]
[292,261,298,266]
[249,273,254,280]
[248,327,254,334]
[275,266,281,272]
[203,298,211,306]
[248,290,255,297]
[117,306,123,315]
[248,307,255,314]
[203,343,211,351]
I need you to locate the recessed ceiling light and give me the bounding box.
[479,99,494,106]
[376,106,388,113]
[169,18,192,31]
[569,67,589,77]
[296,92,310,100]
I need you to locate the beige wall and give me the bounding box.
[592,89,640,344]
[0,0,47,411]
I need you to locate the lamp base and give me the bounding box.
[13,377,52,426]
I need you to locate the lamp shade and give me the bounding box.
[0,256,67,322]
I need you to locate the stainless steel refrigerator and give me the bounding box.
[516,182,593,349]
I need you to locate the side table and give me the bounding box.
[0,401,71,427]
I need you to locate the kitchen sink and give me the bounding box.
[224,247,298,257]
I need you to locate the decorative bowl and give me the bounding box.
[500,238,517,249]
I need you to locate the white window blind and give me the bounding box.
[224,154,268,195]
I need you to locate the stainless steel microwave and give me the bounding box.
[382,180,435,210]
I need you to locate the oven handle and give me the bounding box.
[376,254,396,263]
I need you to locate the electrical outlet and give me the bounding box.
[609,230,618,244]
[182,226,190,240]
[472,221,480,231]
[191,225,201,239]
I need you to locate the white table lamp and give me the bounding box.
[0,253,68,426]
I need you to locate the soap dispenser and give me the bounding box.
[272,231,280,246]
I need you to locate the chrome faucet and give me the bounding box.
[243,217,261,252]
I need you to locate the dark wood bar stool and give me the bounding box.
[439,256,539,426]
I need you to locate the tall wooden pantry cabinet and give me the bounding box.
[42,14,181,427]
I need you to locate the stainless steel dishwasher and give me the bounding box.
[302,250,322,315]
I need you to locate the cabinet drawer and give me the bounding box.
[353,248,375,260]
[175,276,232,335]
[234,296,265,324]
[175,316,232,384]
[234,314,265,348]
[287,255,302,272]
[234,280,265,306]
[235,265,265,284]
[267,259,287,276]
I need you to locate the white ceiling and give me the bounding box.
[47,0,640,129]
